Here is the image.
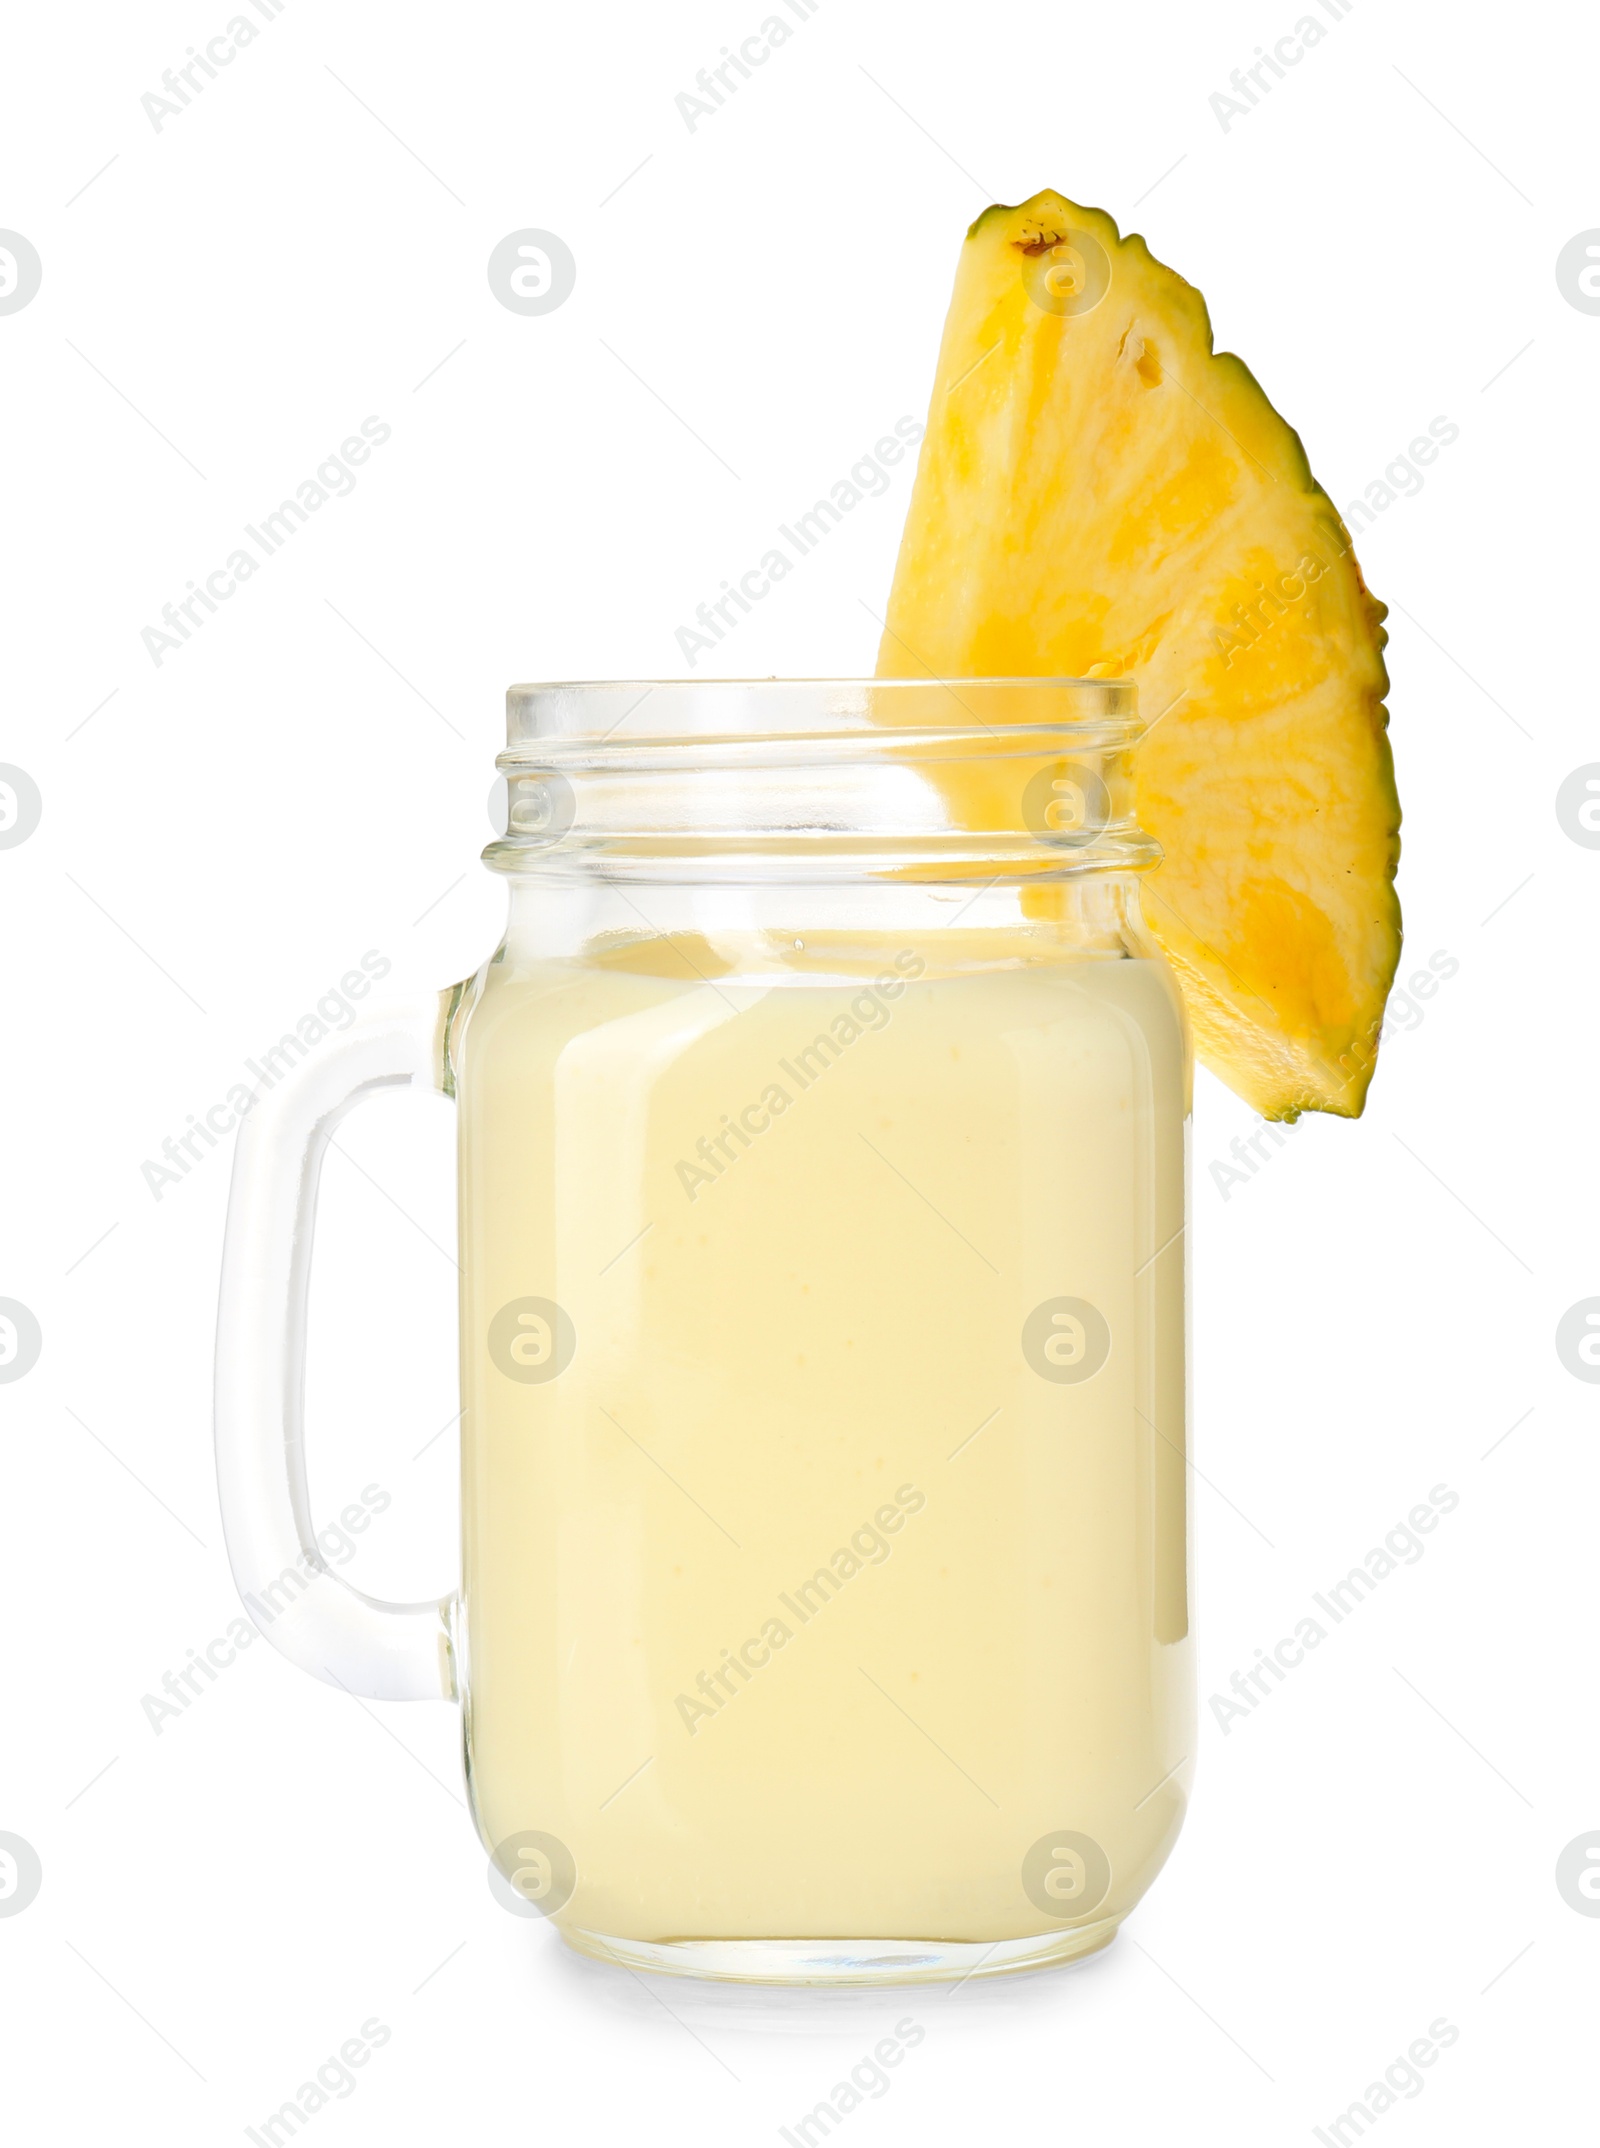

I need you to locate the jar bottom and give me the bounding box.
[557,1919,1119,1986]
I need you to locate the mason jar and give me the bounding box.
[215,678,1193,1984]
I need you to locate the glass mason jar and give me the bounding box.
[215,679,1193,1985]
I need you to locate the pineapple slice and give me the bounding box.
[877,190,1401,1119]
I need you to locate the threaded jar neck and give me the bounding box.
[483,678,1158,885]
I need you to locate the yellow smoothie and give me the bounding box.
[457,924,1191,1951]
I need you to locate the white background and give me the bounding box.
[2,0,1596,2138]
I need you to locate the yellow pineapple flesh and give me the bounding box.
[877,189,1401,1119]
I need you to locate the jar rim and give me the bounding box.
[485,677,1158,884]
[505,677,1138,754]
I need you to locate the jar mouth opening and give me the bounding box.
[487,678,1156,885]
[503,677,1138,760]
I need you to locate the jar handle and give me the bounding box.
[213,992,458,1701]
